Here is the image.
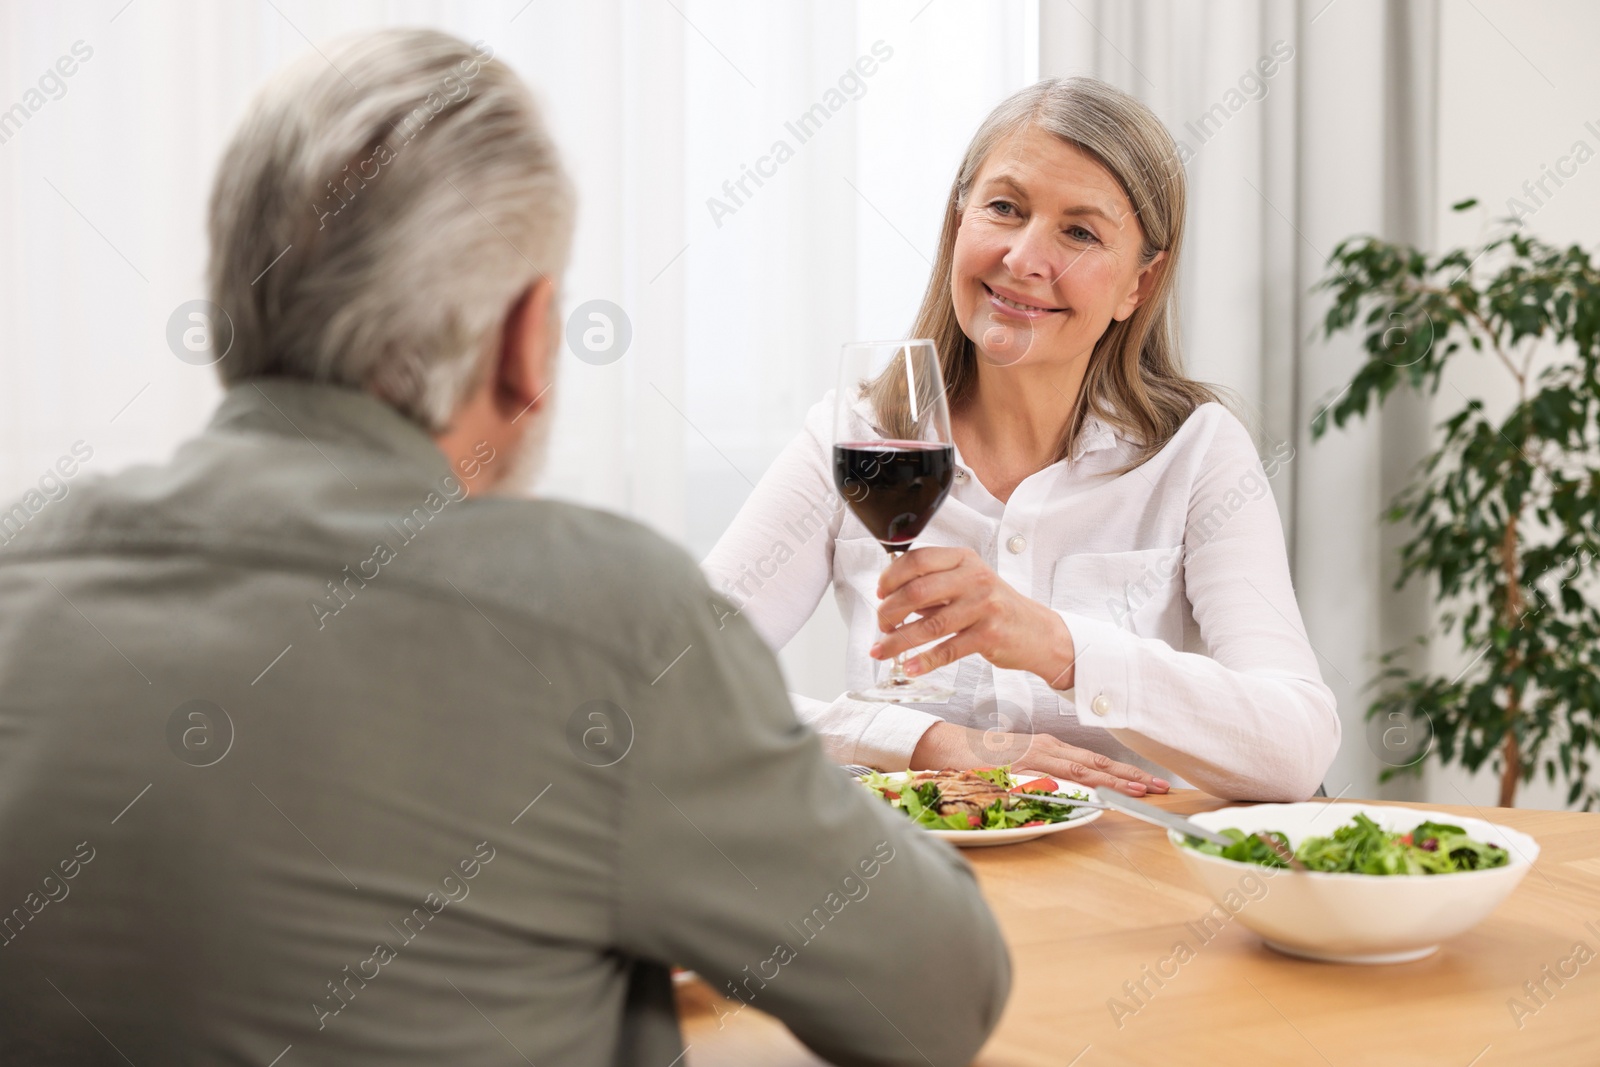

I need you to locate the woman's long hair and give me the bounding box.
[867,77,1217,466]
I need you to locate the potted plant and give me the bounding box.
[1312,200,1600,809]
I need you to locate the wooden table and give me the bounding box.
[678,790,1600,1066]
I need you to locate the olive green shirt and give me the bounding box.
[0,380,1008,1066]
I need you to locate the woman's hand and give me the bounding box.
[871,546,1076,689]
[909,722,1169,796]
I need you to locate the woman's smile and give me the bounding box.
[983,281,1066,318]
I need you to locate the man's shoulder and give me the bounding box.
[417,496,730,690]
[433,496,716,640]
[451,496,703,592]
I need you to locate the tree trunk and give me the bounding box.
[1498,513,1524,809]
[1498,730,1520,808]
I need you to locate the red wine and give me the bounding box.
[833,441,955,550]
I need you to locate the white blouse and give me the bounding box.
[702,392,1340,801]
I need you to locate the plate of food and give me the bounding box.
[1168,802,1538,963]
[856,767,1101,846]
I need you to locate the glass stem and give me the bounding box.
[881,545,911,687]
[887,649,913,688]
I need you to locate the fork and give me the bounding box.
[1091,787,1309,870]
[1009,791,1113,811]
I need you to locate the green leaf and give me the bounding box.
[1310,219,1600,810]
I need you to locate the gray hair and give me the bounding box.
[207,28,575,431]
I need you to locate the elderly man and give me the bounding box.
[0,28,1007,1067]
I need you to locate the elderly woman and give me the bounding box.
[704,77,1339,802]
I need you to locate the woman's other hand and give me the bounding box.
[871,546,1075,688]
[908,721,1169,796]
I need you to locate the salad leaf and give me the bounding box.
[1188,828,1294,867]
[858,767,1095,831]
[1184,813,1510,874]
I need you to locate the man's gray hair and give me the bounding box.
[207,28,574,431]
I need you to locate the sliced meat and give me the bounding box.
[911,770,1010,816]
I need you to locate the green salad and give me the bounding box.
[1185,813,1511,874]
[858,766,1095,832]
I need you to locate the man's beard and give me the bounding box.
[491,398,555,495]
[488,314,561,496]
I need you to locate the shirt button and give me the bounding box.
[955,469,968,482]
[1090,693,1112,717]
[1006,534,1026,554]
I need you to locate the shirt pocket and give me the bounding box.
[832,537,962,699]
[1050,547,1185,645]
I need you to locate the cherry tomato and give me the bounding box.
[883,790,900,801]
[967,813,983,827]
[1023,820,1045,828]
[1399,834,1413,846]
[1011,777,1060,795]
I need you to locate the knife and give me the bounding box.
[1089,787,1234,846]
[987,787,1230,843]
[1091,787,1307,869]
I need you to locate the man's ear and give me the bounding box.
[1113,249,1166,322]
[498,277,556,419]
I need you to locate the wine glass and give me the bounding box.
[832,339,957,704]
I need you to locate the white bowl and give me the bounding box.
[1167,802,1539,964]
